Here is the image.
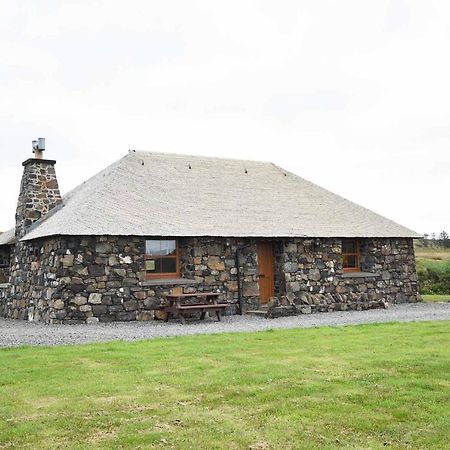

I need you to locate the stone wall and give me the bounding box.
[267,237,420,317]
[1,235,420,323]
[4,236,259,323]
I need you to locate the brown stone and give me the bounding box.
[137,311,153,321]
[62,255,74,267]
[336,285,347,294]
[243,282,259,297]
[108,255,119,266]
[46,179,58,189]
[133,291,147,300]
[124,300,138,311]
[53,299,65,310]
[207,256,225,271]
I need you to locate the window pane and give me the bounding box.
[146,240,177,256]
[342,241,356,254]
[161,258,177,274]
[145,258,162,273]
[343,255,357,268]
[161,240,176,256]
[146,240,161,256]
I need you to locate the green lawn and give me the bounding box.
[1,322,449,449]
[422,294,450,302]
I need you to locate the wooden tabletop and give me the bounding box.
[166,292,221,299]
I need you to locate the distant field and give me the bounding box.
[415,246,450,261]
[0,322,449,449]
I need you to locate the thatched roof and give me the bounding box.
[18,151,418,241]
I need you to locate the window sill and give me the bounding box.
[141,278,202,287]
[341,272,379,279]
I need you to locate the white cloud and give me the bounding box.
[0,0,449,234]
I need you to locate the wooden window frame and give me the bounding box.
[145,239,180,279]
[342,239,360,273]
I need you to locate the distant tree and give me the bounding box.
[421,233,430,247]
[430,232,436,245]
[439,231,450,248]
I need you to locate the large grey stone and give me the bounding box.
[86,317,99,324]
[96,243,112,254]
[299,306,312,314]
[381,270,391,280]
[71,295,87,306]
[286,281,300,292]
[79,304,92,312]
[88,265,105,277]
[88,293,102,304]
[283,262,298,273]
[308,269,321,281]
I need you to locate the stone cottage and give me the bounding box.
[0,141,420,324]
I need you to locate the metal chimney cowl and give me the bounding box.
[32,137,45,159]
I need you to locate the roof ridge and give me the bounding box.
[130,149,273,165]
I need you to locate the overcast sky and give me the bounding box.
[1,0,449,234]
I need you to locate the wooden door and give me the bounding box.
[257,241,275,304]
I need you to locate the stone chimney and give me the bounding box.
[15,138,62,239]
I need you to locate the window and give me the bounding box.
[145,239,179,278]
[342,239,360,272]
[0,251,9,268]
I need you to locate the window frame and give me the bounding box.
[342,239,360,273]
[145,239,180,279]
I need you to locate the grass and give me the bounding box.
[422,294,450,302]
[0,322,449,449]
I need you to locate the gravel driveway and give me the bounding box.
[0,302,449,348]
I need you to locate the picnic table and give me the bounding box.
[163,292,228,324]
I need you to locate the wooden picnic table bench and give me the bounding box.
[163,292,228,324]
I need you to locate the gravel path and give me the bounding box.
[0,302,449,348]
